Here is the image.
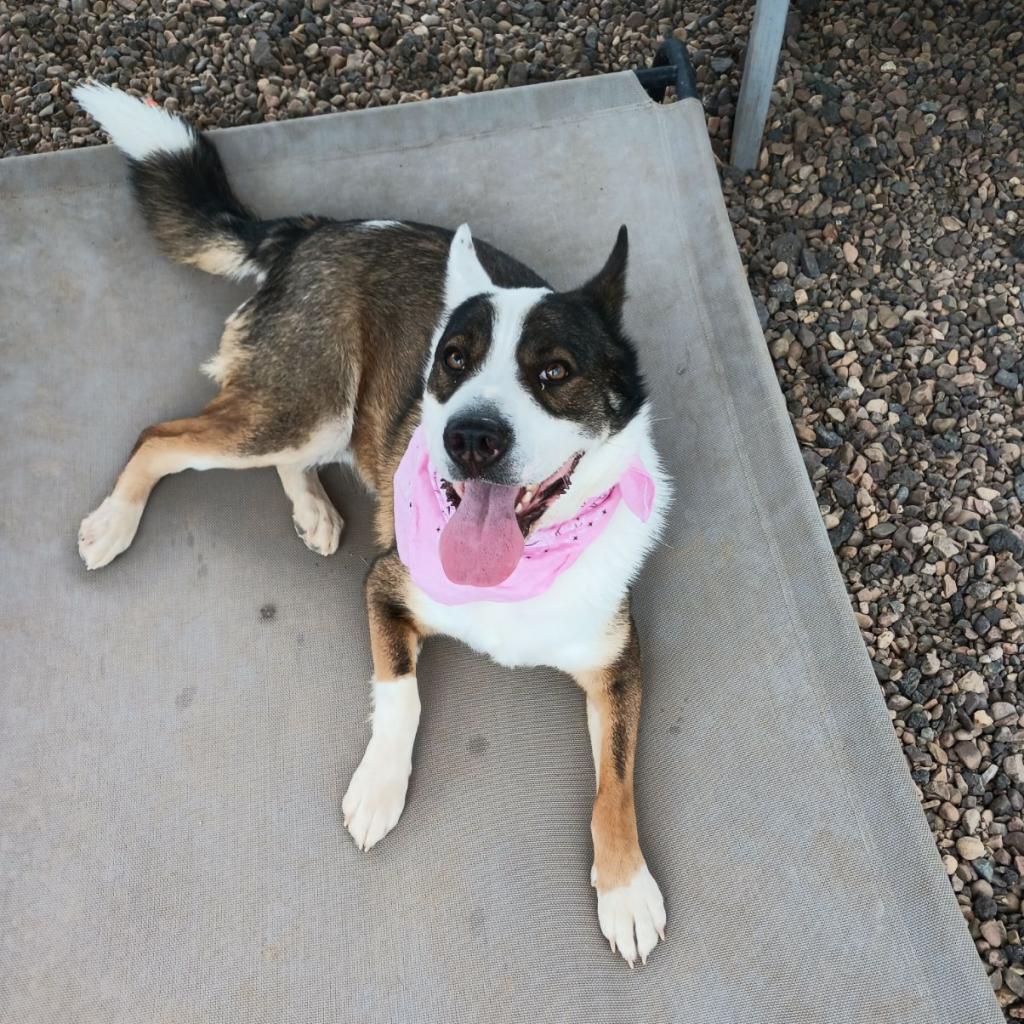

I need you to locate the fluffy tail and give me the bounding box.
[73,83,315,280]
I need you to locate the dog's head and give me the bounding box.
[421,225,646,587]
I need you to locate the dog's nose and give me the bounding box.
[443,415,511,476]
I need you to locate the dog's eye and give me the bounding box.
[444,346,467,372]
[539,361,570,383]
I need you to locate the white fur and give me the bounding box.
[77,417,351,569]
[73,83,195,161]
[277,465,344,556]
[595,864,666,966]
[343,677,421,851]
[409,407,669,672]
[192,243,262,283]
[358,219,403,230]
[422,226,592,488]
[414,229,670,671]
[443,224,495,309]
[586,699,603,790]
[78,495,145,570]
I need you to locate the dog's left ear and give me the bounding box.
[580,225,628,327]
[444,223,494,310]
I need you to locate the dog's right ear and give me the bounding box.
[444,224,493,309]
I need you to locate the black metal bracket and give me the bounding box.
[634,39,699,103]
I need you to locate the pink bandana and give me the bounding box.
[393,427,655,605]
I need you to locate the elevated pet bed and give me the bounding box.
[0,57,1002,1024]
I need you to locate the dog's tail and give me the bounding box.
[73,83,313,281]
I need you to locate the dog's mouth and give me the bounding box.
[437,453,582,587]
[440,453,582,536]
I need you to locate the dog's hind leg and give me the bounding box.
[78,392,261,570]
[277,465,344,557]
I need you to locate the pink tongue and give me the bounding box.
[439,478,524,586]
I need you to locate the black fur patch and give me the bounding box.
[425,295,494,403]
[518,293,645,435]
[518,227,643,435]
[606,613,643,782]
[380,597,415,678]
[128,133,326,277]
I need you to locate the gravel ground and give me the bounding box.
[3,0,1023,1014]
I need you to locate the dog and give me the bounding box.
[74,83,671,966]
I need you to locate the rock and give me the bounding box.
[988,529,1024,560]
[991,795,1013,817]
[939,802,961,823]
[815,424,843,449]
[975,893,998,920]
[251,37,278,70]
[958,836,986,861]
[955,741,983,771]
[983,919,1008,947]
[1006,969,1024,998]
[832,478,856,506]
[842,242,858,264]
[959,671,988,695]
[710,56,734,73]
[800,248,820,278]
[752,297,770,331]
[507,62,529,87]
[1004,755,1024,784]
[991,702,1017,722]
[770,232,801,263]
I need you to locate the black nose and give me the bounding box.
[443,415,511,476]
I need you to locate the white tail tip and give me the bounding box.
[73,82,195,162]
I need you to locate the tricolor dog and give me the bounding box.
[74,83,671,965]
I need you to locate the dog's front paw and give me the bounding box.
[78,496,144,570]
[292,492,343,556]
[342,740,411,851]
[595,863,666,966]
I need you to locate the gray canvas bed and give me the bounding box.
[0,72,1004,1023]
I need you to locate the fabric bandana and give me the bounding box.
[393,426,654,605]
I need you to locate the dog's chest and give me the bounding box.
[414,586,616,672]
[407,501,657,673]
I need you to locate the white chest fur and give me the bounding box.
[406,417,670,674]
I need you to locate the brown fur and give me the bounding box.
[365,552,430,680]
[78,100,664,957]
[117,393,258,505]
[96,221,647,888]
[96,222,543,545]
[573,611,646,893]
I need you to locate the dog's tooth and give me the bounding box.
[515,502,524,514]
[522,488,534,505]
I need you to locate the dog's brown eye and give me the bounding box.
[445,346,467,371]
[539,361,570,383]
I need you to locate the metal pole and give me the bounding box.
[731,0,789,170]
